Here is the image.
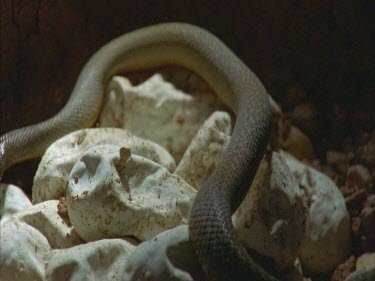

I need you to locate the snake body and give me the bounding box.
[0,23,277,281]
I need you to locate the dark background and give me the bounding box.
[1,0,374,186]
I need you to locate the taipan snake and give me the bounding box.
[0,23,278,281]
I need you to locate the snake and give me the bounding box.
[0,23,278,281]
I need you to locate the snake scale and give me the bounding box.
[0,23,278,281]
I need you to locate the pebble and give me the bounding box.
[123,225,207,281]
[233,151,306,270]
[360,195,375,251]
[66,145,196,242]
[0,219,51,281]
[0,183,32,225]
[331,256,356,281]
[175,111,232,189]
[327,150,348,166]
[13,200,83,249]
[281,150,351,274]
[32,128,175,204]
[281,125,315,161]
[358,141,375,168]
[99,74,224,162]
[347,165,372,191]
[292,102,318,134]
[345,253,375,281]
[46,239,135,281]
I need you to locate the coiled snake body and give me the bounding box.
[0,23,278,281]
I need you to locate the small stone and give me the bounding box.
[327,150,349,174]
[0,183,32,225]
[99,74,224,162]
[292,102,318,134]
[282,151,351,274]
[57,197,69,218]
[66,145,196,242]
[281,125,315,161]
[347,165,372,191]
[360,199,375,251]
[351,217,361,237]
[0,220,51,281]
[233,151,306,270]
[345,269,375,281]
[364,194,375,208]
[175,111,232,189]
[32,128,176,204]
[356,253,375,271]
[327,150,348,166]
[358,141,375,168]
[123,225,206,281]
[13,200,83,249]
[331,256,356,281]
[344,253,375,281]
[46,239,135,280]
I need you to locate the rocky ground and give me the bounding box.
[1,1,374,280]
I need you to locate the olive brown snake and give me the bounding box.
[0,23,278,281]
